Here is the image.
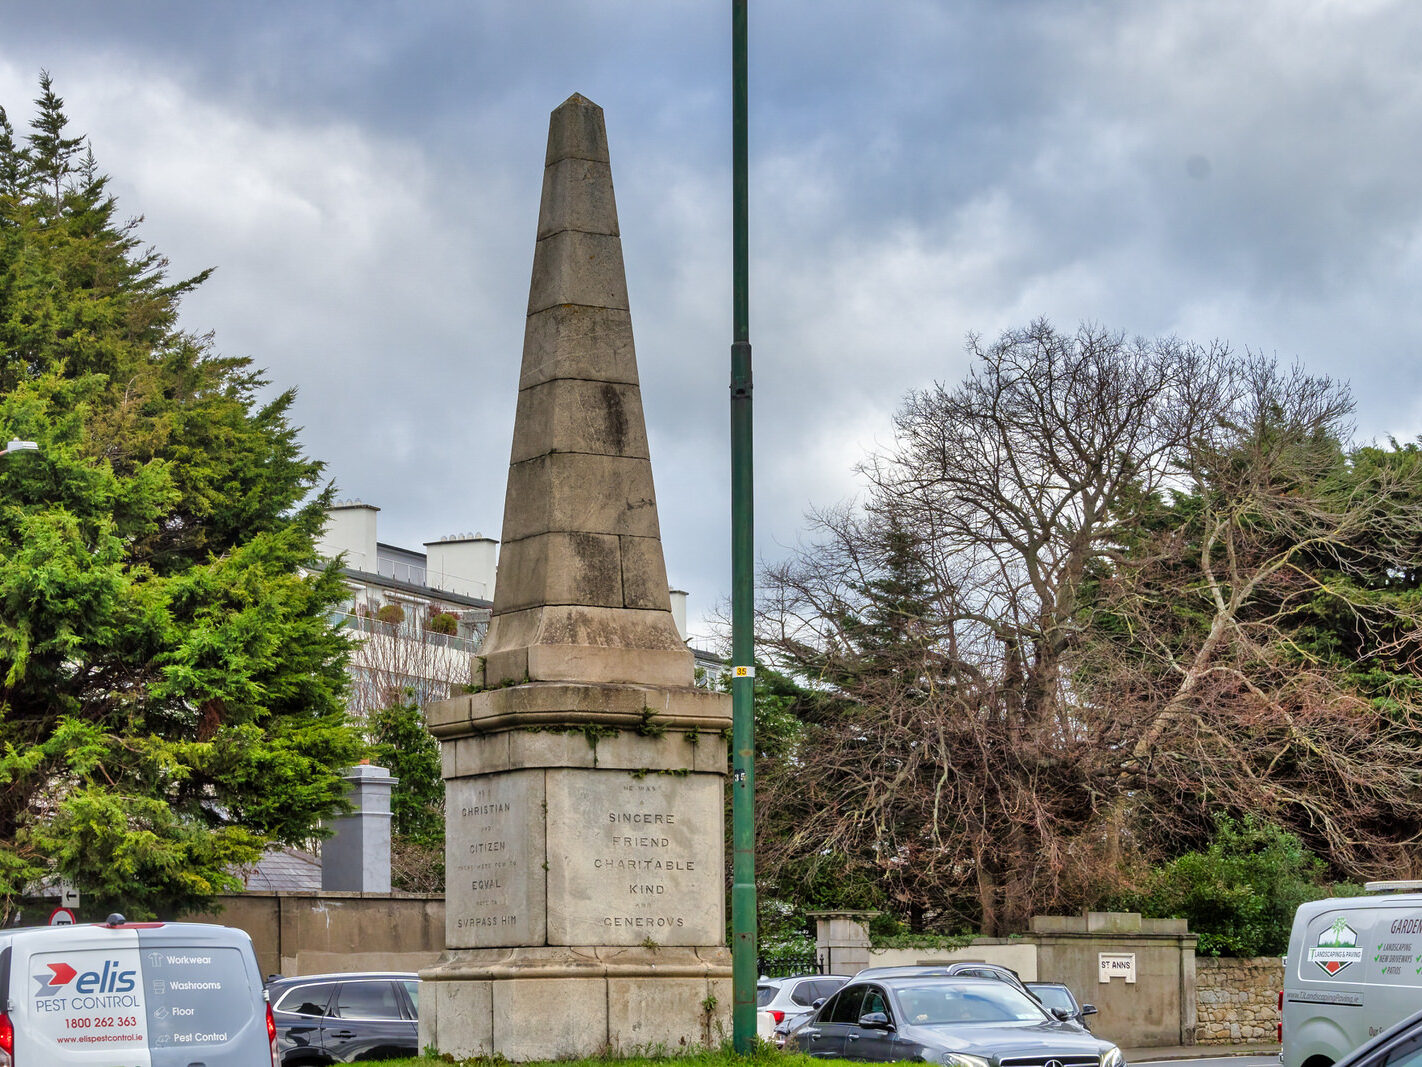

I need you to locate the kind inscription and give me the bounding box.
[548,769,722,945]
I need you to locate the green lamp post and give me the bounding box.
[730,0,757,1053]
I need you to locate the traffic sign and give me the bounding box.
[48,906,76,926]
[57,880,80,908]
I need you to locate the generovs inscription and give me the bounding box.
[549,770,722,944]
[599,788,694,931]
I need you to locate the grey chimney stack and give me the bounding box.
[321,763,398,893]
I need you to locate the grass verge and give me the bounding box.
[369,1049,837,1067]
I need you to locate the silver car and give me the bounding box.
[758,974,851,1044]
[787,975,1125,1066]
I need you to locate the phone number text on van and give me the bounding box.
[63,1014,139,1029]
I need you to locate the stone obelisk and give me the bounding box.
[419,94,732,1061]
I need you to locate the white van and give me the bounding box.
[1283,884,1422,1067]
[0,914,276,1066]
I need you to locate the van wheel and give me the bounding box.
[1302,1056,1334,1067]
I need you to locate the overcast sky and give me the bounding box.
[4,1,1422,643]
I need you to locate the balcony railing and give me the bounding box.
[327,610,482,653]
[377,558,427,586]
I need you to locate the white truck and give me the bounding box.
[0,913,276,1066]
[1283,883,1422,1067]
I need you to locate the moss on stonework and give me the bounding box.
[636,707,668,738]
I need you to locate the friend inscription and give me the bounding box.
[547,769,722,945]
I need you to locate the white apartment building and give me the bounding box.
[317,501,496,714]
[316,500,724,714]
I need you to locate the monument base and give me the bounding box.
[419,946,732,1059]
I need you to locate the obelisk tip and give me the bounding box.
[545,93,610,167]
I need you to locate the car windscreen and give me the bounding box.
[893,983,1050,1025]
[1028,985,1074,1013]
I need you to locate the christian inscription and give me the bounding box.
[446,771,545,947]
[547,769,722,945]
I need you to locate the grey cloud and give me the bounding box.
[5,1,1422,635]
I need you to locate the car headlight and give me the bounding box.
[1101,1046,1125,1067]
[939,1055,991,1067]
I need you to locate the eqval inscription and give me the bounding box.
[446,772,545,947]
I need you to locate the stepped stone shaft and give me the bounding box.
[478,92,692,690]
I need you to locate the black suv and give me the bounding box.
[267,971,419,1065]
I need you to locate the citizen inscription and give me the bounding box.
[446,771,546,947]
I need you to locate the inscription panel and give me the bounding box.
[546,769,723,945]
[446,770,546,947]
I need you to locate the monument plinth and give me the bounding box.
[419,94,732,1061]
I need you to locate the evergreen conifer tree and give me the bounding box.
[0,74,362,921]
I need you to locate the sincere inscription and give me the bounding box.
[547,770,722,945]
[446,772,544,947]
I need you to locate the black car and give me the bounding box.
[1026,981,1098,1030]
[786,974,1125,1066]
[1332,1008,1422,1067]
[760,974,853,1044]
[267,971,419,1065]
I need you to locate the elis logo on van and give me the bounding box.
[33,960,138,998]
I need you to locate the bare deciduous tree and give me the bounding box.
[1091,359,1422,875]
[756,322,1422,934]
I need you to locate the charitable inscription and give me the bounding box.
[446,772,544,947]
[548,769,721,945]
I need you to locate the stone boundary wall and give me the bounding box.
[818,911,1198,1049]
[1195,956,1283,1044]
[182,892,445,978]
